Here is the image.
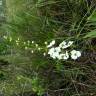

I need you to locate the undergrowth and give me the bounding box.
[0,0,96,96]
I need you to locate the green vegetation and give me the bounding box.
[0,0,96,96]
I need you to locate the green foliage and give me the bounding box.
[84,30,96,38]
[88,10,96,21]
[0,0,96,96]
[84,10,96,38]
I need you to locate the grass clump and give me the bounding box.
[0,0,96,96]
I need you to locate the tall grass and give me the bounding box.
[0,0,96,96]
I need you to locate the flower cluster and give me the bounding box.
[3,35,41,54]
[3,35,81,60]
[47,40,81,60]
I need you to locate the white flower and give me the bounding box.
[48,48,55,55]
[18,38,20,41]
[51,52,59,59]
[16,40,18,43]
[46,40,81,61]
[71,50,81,60]
[48,47,60,59]
[24,42,26,45]
[51,40,55,45]
[43,53,46,56]
[32,41,34,44]
[16,42,19,46]
[47,44,52,48]
[48,46,63,59]
[54,47,61,53]
[67,41,73,46]
[58,51,69,60]
[25,46,28,50]
[44,42,48,45]
[3,36,7,39]
[59,41,67,49]
[0,1,2,5]
[9,37,12,42]
[47,40,55,48]
[38,48,41,51]
[59,41,73,49]
[27,40,30,44]
[31,50,34,53]
[65,51,69,59]
[48,47,60,56]
[35,44,38,47]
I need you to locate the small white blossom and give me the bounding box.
[9,37,12,42]
[24,42,26,45]
[47,40,55,48]
[46,40,81,61]
[43,53,46,56]
[48,47,60,56]
[67,41,73,46]
[48,48,55,55]
[31,50,34,53]
[25,46,28,50]
[44,42,48,45]
[0,1,2,5]
[16,40,18,43]
[58,51,69,60]
[3,36,7,39]
[59,41,67,49]
[51,52,59,59]
[32,41,34,44]
[18,38,20,41]
[35,44,38,47]
[38,48,41,51]
[48,47,60,59]
[54,47,61,53]
[47,44,52,48]
[71,50,81,60]
[51,40,55,45]
[27,40,30,45]
[16,42,19,46]
[59,41,73,49]
[27,40,30,43]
